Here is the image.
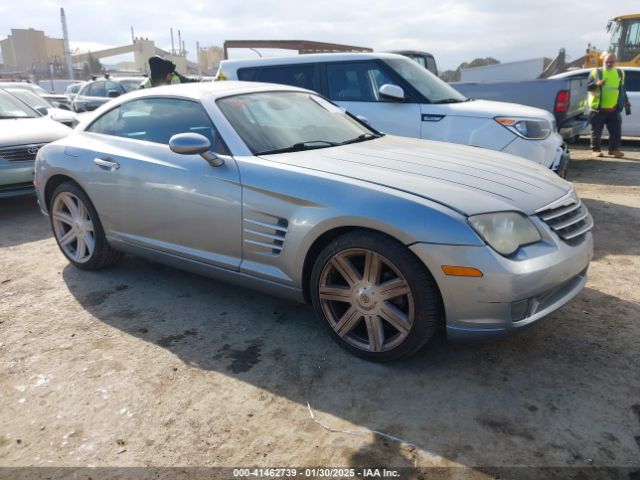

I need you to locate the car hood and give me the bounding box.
[260,135,571,216]
[435,98,556,124]
[0,117,71,147]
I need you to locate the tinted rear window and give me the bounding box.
[238,68,258,82]
[625,71,640,92]
[240,65,315,90]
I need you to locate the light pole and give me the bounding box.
[48,59,55,92]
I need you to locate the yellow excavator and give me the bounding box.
[584,14,640,67]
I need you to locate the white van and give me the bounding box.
[217,53,569,175]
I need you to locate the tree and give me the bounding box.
[82,52,104,79]
[459,57,500,70]
[439,57,500,83]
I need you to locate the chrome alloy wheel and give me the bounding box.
[51,192,96,263]
[318,248,415,353]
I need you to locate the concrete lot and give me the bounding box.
[1,140,639,478]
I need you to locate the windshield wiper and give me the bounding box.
[432,98,464,104]
[340,133,382,145]
[255,140,340,156]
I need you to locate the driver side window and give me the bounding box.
[326,62,396,102]
[86,98,230,155]
[88,81,106,97]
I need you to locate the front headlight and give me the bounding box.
[468,212,541,256]
[495,117,552,140]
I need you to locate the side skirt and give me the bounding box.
[108,237,306,304]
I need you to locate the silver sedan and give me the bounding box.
[34,81,593,361]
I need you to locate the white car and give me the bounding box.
[550,67,640,137]
[218,53,569,175]
[5,88,79,128]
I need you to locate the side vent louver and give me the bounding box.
[243,216,289,255]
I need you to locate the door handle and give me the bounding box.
[93,157,120,170]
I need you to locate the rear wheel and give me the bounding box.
[310,231,442,361]
[50,182,121,270]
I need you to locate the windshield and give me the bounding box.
[608,20,624,58]
[66,83,83,94]
[217,91,376,155]
[120,80,143,92]
[0,89,38,118]
[0,83,48,95]
[32,84,49,95]
[7,89,50,109]
[621,19,640,62]
[383,57,466,103]
[406,54,427,68]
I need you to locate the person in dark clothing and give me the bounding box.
[140,55,195,88]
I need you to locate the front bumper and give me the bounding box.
[501,131,564,169]
[410,228,593,342]
[550,142,570,178]
[0,161,35,198]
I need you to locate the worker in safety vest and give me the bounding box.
[139,55,195,89]
[587,53,631,158]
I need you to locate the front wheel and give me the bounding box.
[310,231,442,361]
[50,182,121,270]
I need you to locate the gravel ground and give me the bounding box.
[0,139,639,479]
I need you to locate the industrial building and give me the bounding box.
[0,28,66,79]
[0,10,219,82]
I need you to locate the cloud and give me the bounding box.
[1,0,638,71]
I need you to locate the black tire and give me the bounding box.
[49,181,121,270]
[310,230,442,361]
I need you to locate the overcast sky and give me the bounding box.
[1,1,638,70]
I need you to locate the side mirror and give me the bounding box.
[379,84,405,102]
[169,133,224,167]
[356,115,370,125]
[107,90,120,98]
[35,106,49,116]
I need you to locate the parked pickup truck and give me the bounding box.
[451,78,588,141]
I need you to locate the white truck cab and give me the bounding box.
[217,53,568,175]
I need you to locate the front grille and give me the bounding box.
[0,144,46,163]
[536,192,593,242]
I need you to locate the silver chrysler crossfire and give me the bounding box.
[34,81,593,361]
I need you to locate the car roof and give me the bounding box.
[88,80,309,106]
[388,50,435,57]
[219,52,406,70]
[549,66,640,79]
[87,76,145,82]
[0,82,39,89]
[152,80,308,98]
[74,81,312,131]
[4,87,41,97]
